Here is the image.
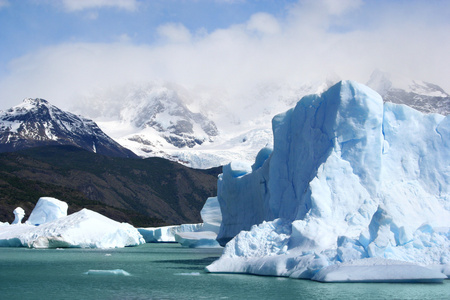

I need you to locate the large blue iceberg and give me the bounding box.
[206,81,449,282]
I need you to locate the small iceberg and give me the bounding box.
[84,269,131,276]
[174,272,201,276]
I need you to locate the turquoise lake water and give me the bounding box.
[0,243,448,300]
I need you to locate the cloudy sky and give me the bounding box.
[0,0,449,111]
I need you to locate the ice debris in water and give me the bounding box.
[85,269,131,276]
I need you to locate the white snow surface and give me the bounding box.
[26,197,68,226]
[0,208,145,248]
[206,81,450,282]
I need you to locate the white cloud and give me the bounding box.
[246,13,281,35]
[60,0,138,12]
[0,0,449,111]
[0,0,10,9]
[157,23,192,44]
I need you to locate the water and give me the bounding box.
[0,244,448,300]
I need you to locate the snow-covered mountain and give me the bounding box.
[76,83,225,166]
[367,70,450,115]
[0,98,137,158]
[78,81,336,168]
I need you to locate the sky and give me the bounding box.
[0,0,449,111]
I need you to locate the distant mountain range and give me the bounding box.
[0,145,220,227]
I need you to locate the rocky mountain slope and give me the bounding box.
[0,98,137,158]
[0,145,220,227]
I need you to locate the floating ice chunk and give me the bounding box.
[175,231,221,248]
[12,207,25,225]
[138,224,202,243]
[85,269,131,276]
[174,272,201,276]
[0,208,144,248]
[27,197,68,225]
[172,197,223,248]
[140,197,223,248]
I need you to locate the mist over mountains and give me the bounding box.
[1,72,448,169]
[72,72,449,168]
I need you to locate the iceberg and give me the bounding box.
[26,197,68,225]
[0,208,144,248]
[206,81,449,282]
[175,231,221,248]
[175,197,222,248]
[138,224,202,243]
[12,207,25,225]
[139,197,223,248]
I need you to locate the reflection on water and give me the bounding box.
[0,244,448,300]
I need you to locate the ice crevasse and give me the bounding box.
[206,80,449,282]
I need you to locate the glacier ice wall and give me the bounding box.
[209,81,449,280]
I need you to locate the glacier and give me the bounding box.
[206,80,449,282]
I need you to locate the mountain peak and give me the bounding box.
[23,98,49,105]
[0,99,137,158]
